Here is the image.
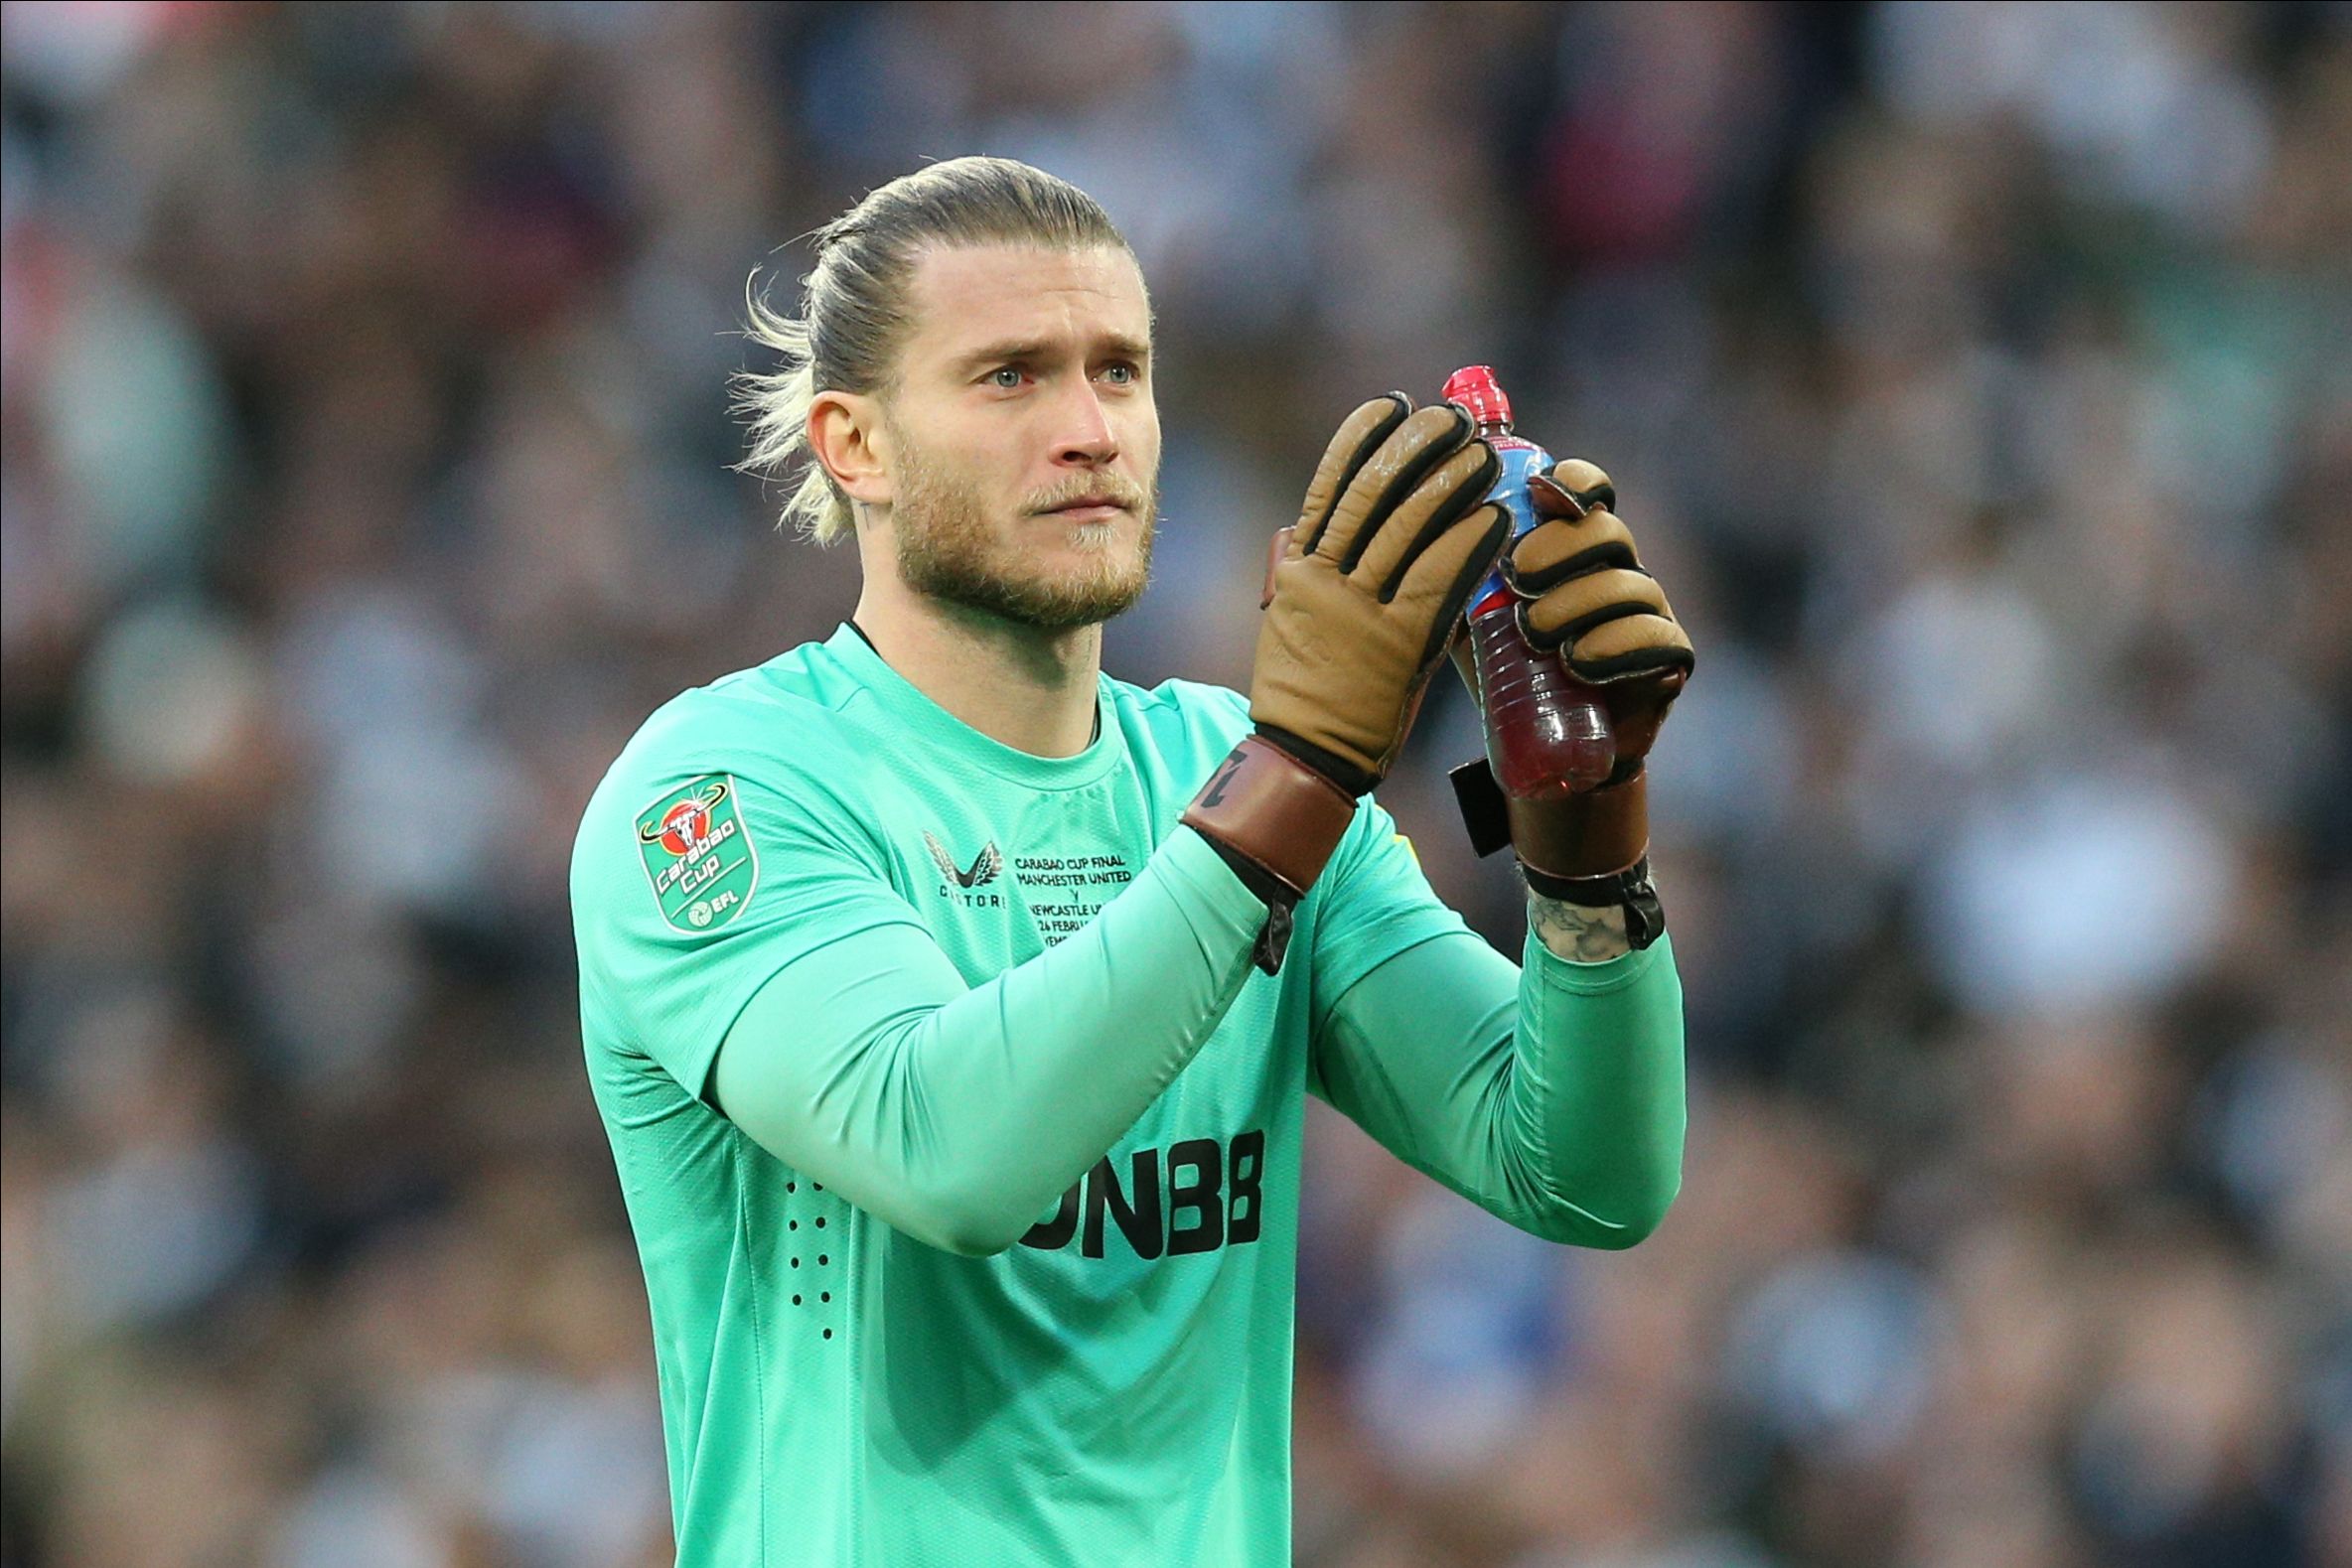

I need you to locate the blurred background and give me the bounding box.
[2,3,2347,1565]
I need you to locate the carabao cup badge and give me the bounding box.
[636,775,758,932]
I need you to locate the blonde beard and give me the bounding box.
[890,438,1156,630]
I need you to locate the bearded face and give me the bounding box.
[844,242,1164,633]
[887,421,1157,630]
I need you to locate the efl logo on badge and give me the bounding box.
[636,776,758,933]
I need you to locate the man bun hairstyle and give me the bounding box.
[737,156,1133,543]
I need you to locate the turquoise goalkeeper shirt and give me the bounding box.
[570,623,1686,1566]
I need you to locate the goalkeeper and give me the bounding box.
[571,156,1694,1567]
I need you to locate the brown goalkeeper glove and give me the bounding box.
[1453,459,1694,912]
[1184,393,1507,967]
[1510,459,1692,754]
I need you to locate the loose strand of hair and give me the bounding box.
[733,277,852,542]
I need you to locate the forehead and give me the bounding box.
[899,243,1151,360]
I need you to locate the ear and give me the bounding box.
[807,389,894,508]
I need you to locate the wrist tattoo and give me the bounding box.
[1529,892,1632,964]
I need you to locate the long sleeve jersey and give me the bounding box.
[570,622,1686,1567]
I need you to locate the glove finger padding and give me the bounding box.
[1521,563,1694,684]
[1505,506,1640,593]
[1570,614,1695,682]
[1520,565,1672,643]
[1312,403,1480,568]
[1529,458,1616,518]
[1250,399,1505,793]
[1394,499,1509,669]
[1292,394,1413,557]
[1505,459,1694,688]
[1352,442,1502,595]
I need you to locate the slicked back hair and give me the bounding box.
[736,157,1135,543]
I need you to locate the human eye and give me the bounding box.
[985,365,1026,390]
[1098,360,1139,386]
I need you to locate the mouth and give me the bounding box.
[1038,498,1129,524]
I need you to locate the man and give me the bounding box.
[571,156,1694,1566]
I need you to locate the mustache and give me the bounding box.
[1025,476,1153,515]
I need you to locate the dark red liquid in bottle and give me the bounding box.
[1443,366,1616,799]
[1468,598,1616,798]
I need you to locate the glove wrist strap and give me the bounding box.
[1510,770,1662,952]
[1450,757,1651,881]
[1525,854,1666,951]
[1181,735,1358,973]
[1507,768,1650,883]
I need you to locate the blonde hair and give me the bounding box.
[736,157,1132,543]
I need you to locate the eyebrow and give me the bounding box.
[951,334,1152,373]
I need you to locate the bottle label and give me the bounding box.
[1470,438,1551,613]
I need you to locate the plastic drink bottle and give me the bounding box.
[1443,364,1617,798]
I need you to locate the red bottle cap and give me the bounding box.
[1441,364,1512,431]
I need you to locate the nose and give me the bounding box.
[1052,382,1119,468]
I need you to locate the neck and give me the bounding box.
[851,574,1102,759]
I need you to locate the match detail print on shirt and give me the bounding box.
[1016,853,1137,944]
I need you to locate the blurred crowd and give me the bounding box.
[2,4,2347,1566]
